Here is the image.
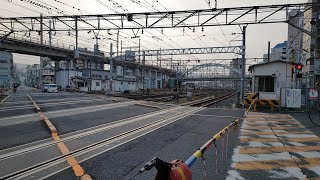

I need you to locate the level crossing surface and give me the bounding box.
[0,88,319,179]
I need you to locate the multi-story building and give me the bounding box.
[265,41,288,62]
[0,51,13,88]
[26,64,41,88]
[229,58,240,76]
[287,10,304,63]
[302,0,320,88]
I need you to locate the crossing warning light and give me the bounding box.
[295,64,303,70]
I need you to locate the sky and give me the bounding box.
[0,0,307,67]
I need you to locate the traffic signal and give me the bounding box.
[295,64,303,70]
[296,73,303,79]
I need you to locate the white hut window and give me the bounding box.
[258,76,275,92]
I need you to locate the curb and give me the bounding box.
[28,93,41,112]
[112,99,119,103]
[43,117,57,133]
[26,93,33,101]
[27,93,90,179]
[135,103,162,110]
[28,93,57,133]
[81,174,92,180]
[0,95,10,104]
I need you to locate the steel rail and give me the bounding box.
[181,91,236,107]
[1,106,203,179]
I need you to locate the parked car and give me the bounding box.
[42,84,49,92]
[43,84,58,93]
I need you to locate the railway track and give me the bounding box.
[0,106,204,179]
[180,92,237,107]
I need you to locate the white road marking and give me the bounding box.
[307,166,320,176]
[232,147,292,162]
[259,134,318,138]
[268,167,306,179]
[225,170,246,180]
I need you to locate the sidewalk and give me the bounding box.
[226,112,320,179]
[291,113,320,138]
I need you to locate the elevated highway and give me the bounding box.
[0,37,105,61]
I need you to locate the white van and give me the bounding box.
[43,84,58,93]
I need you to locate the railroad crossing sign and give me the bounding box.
[309,88,318,100]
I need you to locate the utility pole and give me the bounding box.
[120,40,123,56]
[142,51,146,93]
[138,39,141,64]
[110,43,113,94]
[240,26,246,107]
[159,48,162,68]
[49,20,52,46]
[75,17,78,49]
[267,41,270,62]
[39,14,43,90]
[116,29,119,56]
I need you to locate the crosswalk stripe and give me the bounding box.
[234,157,320,170]
[229,112,320,179]
[240,137,320,143]
[242,125,306,130]
[239,146,320,154]
[241,131,313,135]
[244,120,301,125]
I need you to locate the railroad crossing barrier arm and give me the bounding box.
[133,98,257,179]
[185,97,257,168]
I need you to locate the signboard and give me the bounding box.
[42,70,54,76]
[285,89,301,108]
[314,59,320,75]
[309,88,318,100]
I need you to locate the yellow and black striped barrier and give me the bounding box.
[247,92,258,99]
[244,98,280,111]
[244,92,258,107]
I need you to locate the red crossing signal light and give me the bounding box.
[295,64,303,70]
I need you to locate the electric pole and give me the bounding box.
[49,20,52,46]
[240,26,246,107]
[110,43,113,94]
[116,29,119,56]
[39,14,43,90]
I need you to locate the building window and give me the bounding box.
[96,82,100,86]
[0,67,8,73]
[0,60,7,63]
[258,76,275,92]
[0,74,8,79]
